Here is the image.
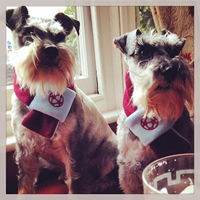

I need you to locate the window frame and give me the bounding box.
[89,6,137,113]
[75,6,97,95]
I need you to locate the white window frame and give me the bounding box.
[6,6,138,152]
[89,6,137,114]
[75,6,97,95]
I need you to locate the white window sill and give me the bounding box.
[6,109,122,152]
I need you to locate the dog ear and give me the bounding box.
[114,29,142,55]
[6,6,29,31]
[54,13,80,35]
[172,37,186,56]
[161,29,186,56]
[161,29,168,35]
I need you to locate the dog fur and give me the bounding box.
[7,6,118,194]
[114,29,194,194]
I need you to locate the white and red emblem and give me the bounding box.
[140,117,159,131]
[48,93,64,107]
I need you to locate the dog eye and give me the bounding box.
[22,28,34,36]
[140,50,145,55]
[24,33,35,43]
[55,32,66,42]
[21,28,36,44]
[138,48,153,59]
[24,35,34,44]
[139,49,148,56]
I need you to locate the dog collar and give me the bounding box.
[123,69,175,146]
[13,68,76,138]
[125,108,175,146]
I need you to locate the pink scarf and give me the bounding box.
[123,70,137,116]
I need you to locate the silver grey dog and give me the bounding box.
[114,29,194,193]
[7,6,118,194]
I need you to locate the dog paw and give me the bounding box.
[18,188,28,194]
[58,172,67,182]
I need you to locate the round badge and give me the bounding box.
[48,93,64,107]
[140,117,159,131]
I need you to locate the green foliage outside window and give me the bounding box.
[139,6,156,33]
[63,6,79,61]
[64,6,76,18]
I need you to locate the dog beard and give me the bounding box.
[12,37,77,96]
[129,66,193,122]
[145,78,193,121]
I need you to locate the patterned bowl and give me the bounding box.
[142,153,194,194]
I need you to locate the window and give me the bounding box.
[6,6,154,151]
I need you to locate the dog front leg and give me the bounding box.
[118,154,143,194]
[15,143,39,194]
[64,170,91,194]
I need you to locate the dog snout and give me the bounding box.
[44,45,59,59]
[160,64,178,82]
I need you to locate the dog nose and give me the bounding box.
[44,45,58,59]
[161,65,178,82]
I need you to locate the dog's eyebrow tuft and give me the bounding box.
[54,32,66,42]
[22,26,46,39]
[137,37,145,46]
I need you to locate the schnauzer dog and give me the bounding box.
[7,6,118,194]
[114,29,194,193]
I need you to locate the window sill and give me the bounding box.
[6,109,122,152]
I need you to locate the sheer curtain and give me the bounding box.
[150,6,194,65]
